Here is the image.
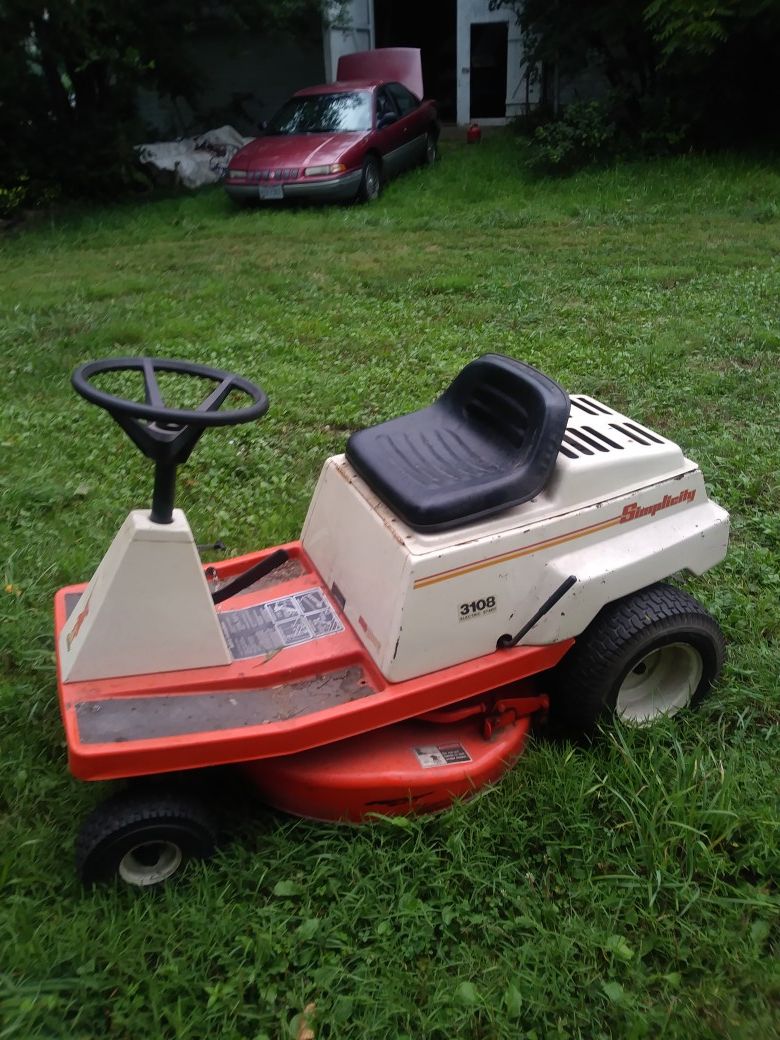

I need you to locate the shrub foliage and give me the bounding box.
[0,0,326,214]
[496,0,780,170]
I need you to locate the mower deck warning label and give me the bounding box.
[414,744,472,769]
[219,587,343,660]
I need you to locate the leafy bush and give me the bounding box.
[526,93,694,175]
[516,0,780,159]
[509,102,557,138]
[529,101,617,173]
[0,182,28,221]
[0,0,326,208]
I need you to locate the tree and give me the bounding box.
[645,0,779,61]
[504,0,780,152]
[0,0,327,205]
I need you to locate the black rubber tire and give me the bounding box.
[76,787,217,888]
[548,582,725,739]
[357,156,381,203]
[422,132,438,166]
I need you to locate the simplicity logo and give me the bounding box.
[620,489,696,523]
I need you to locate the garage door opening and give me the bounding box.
[374,0,457,122]
[469,22,508,119]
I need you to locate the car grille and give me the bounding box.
[246,168,299,182]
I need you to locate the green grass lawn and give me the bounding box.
[1,137,778,1039]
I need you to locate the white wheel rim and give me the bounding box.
[118,840,183,887]
[616,642,703,725]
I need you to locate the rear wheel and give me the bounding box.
[423,132,438,166]
[357,157,381,203]
[548,583,725,738]
[76,787,217,888]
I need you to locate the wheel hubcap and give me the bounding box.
[366,167,378,198]
[118,840,183,886]
[616,643,703,724]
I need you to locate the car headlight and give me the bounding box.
[228,169,248,179]
[303,163,347,177]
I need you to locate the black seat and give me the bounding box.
[345,354,571,531]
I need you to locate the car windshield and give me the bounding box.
[266,92,372,134]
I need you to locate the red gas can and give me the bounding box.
[466,122,482,144]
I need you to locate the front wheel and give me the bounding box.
[548,583,725,738]
[423,132,438,166]
[76,787,217,887]
[357,157,381,203]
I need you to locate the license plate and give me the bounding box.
[259,184,284,200]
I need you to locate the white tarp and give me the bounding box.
[136,125,254,189]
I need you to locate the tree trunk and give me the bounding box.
[32,16,73,123]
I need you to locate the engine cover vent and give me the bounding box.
[570,395,614,417]
[559,409,668,461]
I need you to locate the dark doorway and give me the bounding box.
[469,22,507,119]
[374,0,457,122]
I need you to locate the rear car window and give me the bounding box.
[386,82,420,116]
[376,88,398,122]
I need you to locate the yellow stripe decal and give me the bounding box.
[413,514,623,589]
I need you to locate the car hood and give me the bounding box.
[338,48,424,98]
[232,133,366,169]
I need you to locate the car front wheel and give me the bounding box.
[358,157,381,203]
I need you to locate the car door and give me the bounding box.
[385,82,428,168]
[373,86,407,179]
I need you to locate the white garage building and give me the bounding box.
[139,0,540,136]
[325,0,538,125]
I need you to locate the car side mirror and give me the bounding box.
[377,112,398,130]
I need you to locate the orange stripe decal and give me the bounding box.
[413,514,623,589]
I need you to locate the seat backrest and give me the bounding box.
[441,354,570,462]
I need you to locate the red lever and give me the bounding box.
[482,694,549,739]
[418,701,490,725]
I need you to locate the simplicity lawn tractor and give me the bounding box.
[54,354,729,887]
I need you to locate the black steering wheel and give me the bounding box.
[72,357,269,524]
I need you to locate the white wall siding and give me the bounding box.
[323,0,375,82]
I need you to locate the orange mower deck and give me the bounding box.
[242,706,540,822]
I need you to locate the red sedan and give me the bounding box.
[224,79,439,205]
